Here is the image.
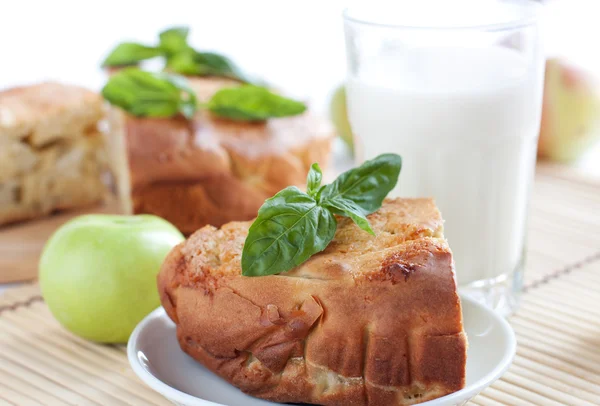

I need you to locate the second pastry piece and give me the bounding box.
[107,75,333,235]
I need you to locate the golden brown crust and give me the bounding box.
[132,176,265,235]
[121,77,333,234]
[0,82,104,146]
[158,198,467,405]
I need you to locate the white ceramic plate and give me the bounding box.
[128,294,516,406]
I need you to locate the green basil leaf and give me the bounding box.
[306,163,323,198]
[159,26,191,57]
[208,85,306,122]
[320,153,402,214]
[322,197,375,235]
[241,187,337,277]
[165,50,200,75]
[101,42,162,67]
[101,68,197,119]
[195,52,253,83]
[166,50,253,83]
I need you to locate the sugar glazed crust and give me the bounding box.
[158,198,468,405]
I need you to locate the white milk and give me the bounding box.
[347,46,544,286]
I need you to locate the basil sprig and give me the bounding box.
[241,154,402,277]
[101,68,197,119]
[167,51,253,83]
[208,85,306,121]
[157,26,251,82]
[102,26,253,83]
[102,68,305,121]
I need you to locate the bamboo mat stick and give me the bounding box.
[0,340,119,405]
[512,357,600,396]
[501,370,597,405]
[0,382,44,406]
[0,370,65,405]
[509,363,600,403]
[519,305,600,333]
[9,306,139,366]
[467,397,504,406]
[522,295,600,324]
[0,318,162,405]
[539,280,600,302]
[511,318,598,352]
[0,358,94,405]
[479,384,541,406]
[517,332,600,373]
[516,345,600,386]
[0,398,16,406]
[490,380,565,406]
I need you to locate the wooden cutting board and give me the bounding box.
[0,200,122,283]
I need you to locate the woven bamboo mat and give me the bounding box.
[1,164,599,406]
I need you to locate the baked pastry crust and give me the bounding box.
[0,82,108,226]
[110,77,333,234]
[0,82,104,145]
[158,198,467,405]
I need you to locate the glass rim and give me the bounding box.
[342,0,541,32]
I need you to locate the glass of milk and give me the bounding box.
[344,0,544,316]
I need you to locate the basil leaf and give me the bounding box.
[195,52,253,83]
[101,68,197,119]
[320,153,402,214]
[166,50,253,83]
[101,42,162,67]
[208,85,306,122]
[159,26,190,57]
[241,187,337,277]
[322,197,374,235]
[165,50,199,75]
[306,163,323,198]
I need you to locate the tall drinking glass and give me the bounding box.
[343,0,544,316]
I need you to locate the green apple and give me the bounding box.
[329,84,354,153]
[538,58,600,162]
[39,214,184,343]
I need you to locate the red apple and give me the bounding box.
[538,58,600,162]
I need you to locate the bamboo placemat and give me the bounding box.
[1,164,599,406]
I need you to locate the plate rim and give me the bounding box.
[127,294,517,406]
